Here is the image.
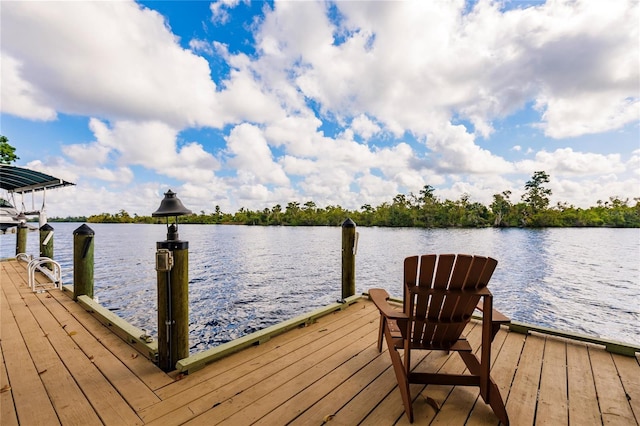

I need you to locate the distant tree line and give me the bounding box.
[51,171,638,228]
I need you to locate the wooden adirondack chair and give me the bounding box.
[369,254,510,425]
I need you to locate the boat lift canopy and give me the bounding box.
[0,165,74,194]
[0,165,75,226]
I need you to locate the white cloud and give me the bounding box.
[217,69,286,124]
[351,114,381,141]
[62,142,111,165]
[0,53,57,120]
[551,174,640,207]
[210,0,244,25]
[1,1,220,128]
[60,118,220,185]
[189,39,214,56]
[226,123,289,186]
[516,148,626,176]
[2,0,638,214]
[628,149,640,176]
[425,123,514,174]
[252,0,638,141]
[535,92,640,138]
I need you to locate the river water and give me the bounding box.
[2,223,638,351]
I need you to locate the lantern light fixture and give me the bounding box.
[152,190,192,241]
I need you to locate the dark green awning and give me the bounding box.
[0,165,75,193]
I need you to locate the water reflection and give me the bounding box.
[1,223,638,350]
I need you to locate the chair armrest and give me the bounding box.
[475,300,510,324]
[369,289,408,321]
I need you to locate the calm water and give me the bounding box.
[2,224,638,351]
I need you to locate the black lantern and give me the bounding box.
[152,190,192,241]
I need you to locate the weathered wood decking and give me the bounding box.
[1,258,639,425]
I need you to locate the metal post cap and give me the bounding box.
[73,224,95,235]
[40,223,54,231]
[342,218,356,228]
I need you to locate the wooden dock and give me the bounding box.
[1,258,639,425]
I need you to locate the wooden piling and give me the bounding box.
[341,218,356,300]
[39,223,54,261]
[15,223,28,255]
[156,240,189,371]
[73,224,94,301]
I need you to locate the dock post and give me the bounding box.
[156,238,189,371]
[73,224,94,300]
[15,222,28,256]
[40,223,54,262]
[341,218,357,300]
[152,190,192,371]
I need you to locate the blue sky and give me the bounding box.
[1,0,638,217]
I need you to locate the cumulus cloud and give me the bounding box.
[61,118,220,185]
[1,1,220,128]
[0,53,57,120]
[516,148,626,176]
[62,142,110,166]
[210,0,245,25]
[189,39,214,56]
[1,0,638,214]
[226,123,289,186]
[351,114,381,141]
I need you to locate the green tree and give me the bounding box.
[0,135,19,164]
[418,184,439,227]
[522,171,552,213]
[490,191,513,226]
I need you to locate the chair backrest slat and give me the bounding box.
[410,255,436,343]
[436,254,474,343]
[418,254,454,344]
[405,254,497,348]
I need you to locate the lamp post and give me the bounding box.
[152,190,192,371]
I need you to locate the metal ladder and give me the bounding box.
[17,254,63,293]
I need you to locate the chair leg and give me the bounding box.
[384,327,413,423]
[488,379,509,425]
[459,352,509,425]
[389,346,413,423]
[377,315,385,352]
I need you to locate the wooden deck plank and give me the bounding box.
[297,346,399,425]
[147,305,381,425]
[34,289,161,411]
[321,326,482,425]
[216,318,380,425]
[0,286,60,425]
[24,294,144,425]
[142,308,377,423]
[416,324,485,425]
[253,341,382,425]
[612,354,640,424]
[441,329,510,426]
[567,342,601,425]
[589,346,637,424]
[0,344,19,426]
[1,269,102,426]
[466,326,520,426]
[2,259,639,426]
[536,337,569,424]
[503,330,545,425]
[47,287,173,391]
[2,261,144,426]
[155,302,371,400]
